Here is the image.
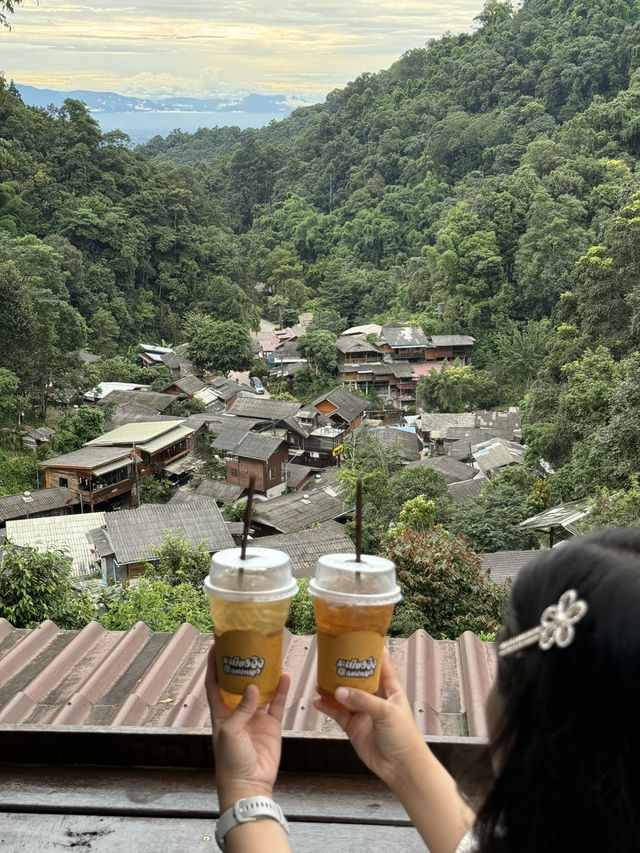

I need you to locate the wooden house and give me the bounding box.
[377,325,431,362]
[38,447,139,512]
[225,433,289,498]
[85,421,194,478]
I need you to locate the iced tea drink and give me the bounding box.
[204,547,296,707]
[310,554,401,705]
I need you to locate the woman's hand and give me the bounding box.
[205,643,290,810]
[313,647,426,793]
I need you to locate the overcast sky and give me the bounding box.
[3,0,484,102]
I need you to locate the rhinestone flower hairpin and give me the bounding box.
[498,589,588,657]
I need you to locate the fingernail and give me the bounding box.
[335,687,349,702]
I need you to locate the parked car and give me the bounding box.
[250,375,265,394]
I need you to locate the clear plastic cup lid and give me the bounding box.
[309,553,402,605]
[203,547,297,601]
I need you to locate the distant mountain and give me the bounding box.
[16,84,302,116]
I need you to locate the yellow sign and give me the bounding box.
[332,444,343,456]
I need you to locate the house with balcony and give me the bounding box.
[335,335,383,365]
[38,447,140,511]
[84,421,194,479]
[377,325,431,362]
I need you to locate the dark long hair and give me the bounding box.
[474,529,640,852]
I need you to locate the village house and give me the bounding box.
[98,388,178,414]
[252,468,352,535]
[137,343,173,367]
[6,511,107,577]
[20,426,54,452]
[309,387,368,435]
[83,381,151,404]
[335,335,383,365]
[85,421,194,479]
[377,325,431,361]
[223,433,289,498]
[87,501,234,584]
[338,360,415,405]
[0,487,79,530]
[429,335,476,363]
[38,447,140,511]
[160,343,197,380]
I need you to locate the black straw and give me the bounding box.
[355,478,362,563]
[240,475,256,561]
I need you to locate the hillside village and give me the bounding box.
[0,315,561,592]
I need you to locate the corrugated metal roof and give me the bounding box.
[196,479,245,502]
[312,387,368,424]
[166,375,206,396]
[482,550,539,584]
[429,335,476,347]
[519,500,590,531]
[87,421,186,447]
[100,390,177,412]
[39,446,134,471]
[448,478,485,503]
[210,427,250,452]
[342,323,382,336]
[378,326,430,349]
[471,438,526,473]
[254,470,350,533]
[335,336,383,356]
[139,425,193,454]
[404,456,475,483]
[229,398,301,421]
[286,464,313,490]
[24,426,54,441]
[0,619,495,738]
[0,487,78,522]
[94,502,234,564]
[5,513,106,577]
[258,522,355,578]
[83,382,149,402]
[232,433,286,462]
[373,426,422,461]
[419,413,476,433]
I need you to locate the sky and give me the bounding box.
[2,0,484,103]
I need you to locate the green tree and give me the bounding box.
[417,362,500,412]
[187,315,254,376]
[286,578,316,635]
[53,406,106,454]
[0,543,93,628]
[449,467,540,552]
[398,495,437,531]
[382,525,509,638]
[0,367,24,429]
[296,329,338,376]
[139,475,173,504]
[144,530,212,589]
[99,578,213,632]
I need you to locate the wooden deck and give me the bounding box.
[0,766,426,851]
[0,724,490,851]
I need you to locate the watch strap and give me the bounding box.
[215,796,289,851]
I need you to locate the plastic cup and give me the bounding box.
[204,547,297,707]
[310,553,402,706]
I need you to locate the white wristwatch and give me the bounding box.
[215,796,289,851]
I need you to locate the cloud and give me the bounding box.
[6,0,483,100]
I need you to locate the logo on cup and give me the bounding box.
[222,655,265,677]
[336,657,378,678]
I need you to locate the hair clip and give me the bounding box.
[498,589,588,657]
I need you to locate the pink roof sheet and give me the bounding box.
[0,619,496,739]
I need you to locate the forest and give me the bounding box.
[2,0,640,513]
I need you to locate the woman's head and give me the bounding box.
[476,529,640,853]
